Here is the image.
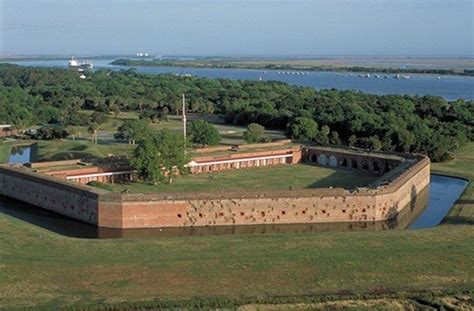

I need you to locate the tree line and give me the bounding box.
[0,64,472,161]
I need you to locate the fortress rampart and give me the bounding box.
[0,146,430,229]
[0,166,102,224]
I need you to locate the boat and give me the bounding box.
[68,57,93,70]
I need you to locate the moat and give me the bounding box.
[0,145,468,238]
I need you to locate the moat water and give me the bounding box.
[6,58,474,100]
[0,145,468,238]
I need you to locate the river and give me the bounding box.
[6,58,474,100]
[0,145,468,238]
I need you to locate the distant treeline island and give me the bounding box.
[111,59,474,76]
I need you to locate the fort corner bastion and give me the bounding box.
[0,145,430,229]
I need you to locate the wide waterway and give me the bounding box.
[0,145,468,238]
[5,58,474,100]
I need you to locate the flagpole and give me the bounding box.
[182,93,187,156]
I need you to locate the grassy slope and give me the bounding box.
[0,144,473,309]
[66,111,286,147]
[102,164,377,193]
[0,140,12,163]
[431,143,474,222]
[35,140,132,161]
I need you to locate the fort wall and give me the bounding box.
[103,156,429,228]
[0,165,102,224]
[0,146,431,229]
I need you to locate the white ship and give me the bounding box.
[68,57,93,70]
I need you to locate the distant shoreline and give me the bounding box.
[2,55,473,77]
[110,58,474,77]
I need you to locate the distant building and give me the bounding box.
[0,125,16,138]
[188,147,302,174]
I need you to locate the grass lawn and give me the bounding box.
[0,144,473,309]
[34,140,133,162]
[102,164,378,193]
[431,143,474,222]
[0,140,13,163]
[67,111,287,147]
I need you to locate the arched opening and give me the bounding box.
[361,160,369,170]
[373,161,381,172]
[341,158,348,168]
[311,154,317,163]
[318,154,328,165]
[351,159,358,169]
[384,161,391,172]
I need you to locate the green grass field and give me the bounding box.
[432,143,474,222]
[99,164,377,193]
[0,140,12,163]
[65,111,286,147]
[0,144,473,309]
[34,140,133,161]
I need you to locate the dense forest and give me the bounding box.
[0,64,472,161]
[111,59,474,77]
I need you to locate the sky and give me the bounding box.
[0,0,473,57]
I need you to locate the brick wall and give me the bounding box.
[0,166,102,225]
[0,147,431,230]
[99,156,430,228]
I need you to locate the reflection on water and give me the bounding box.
[408,175,468,229]
[0,174,467,239]
[99,187,430,239]
[8,145,31,164]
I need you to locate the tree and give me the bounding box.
[69,127,77,141]
[287,117,318,141]
[112,104,121,118]
[91,111,107,125]
[382,135,394,151]
[131,129,189,184]
[368,135,383,151]
[114,120,149,144]
[159,107,169,122]
[329,131,341,145]
[32,126,69,140]
[0,64,472,162]
[187,120,221,146]
[64,110,90,126]
[243,123,269,143]
[88,123,98,144]
[316,125,330,145]
[37,106,61,124]
[348,135,357,147]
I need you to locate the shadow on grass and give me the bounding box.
[0,196,99,238]
[442,216,474,225]
[305,168,376,190]
[44,151,100,161]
